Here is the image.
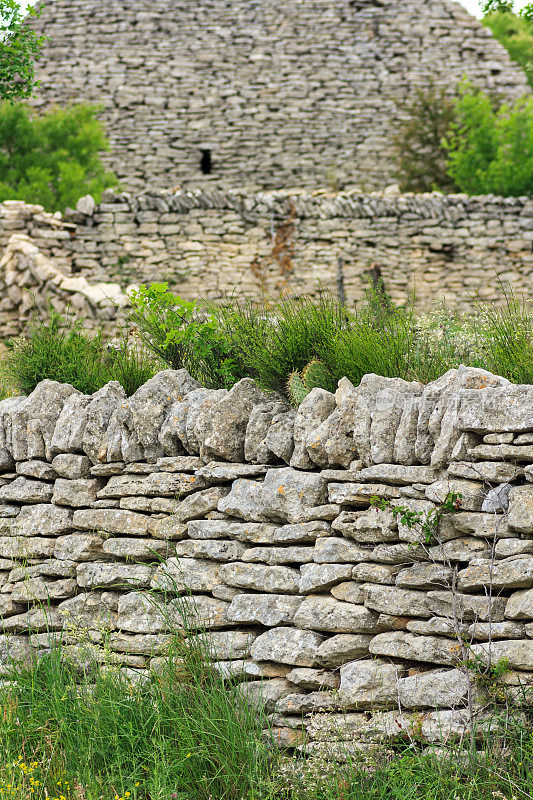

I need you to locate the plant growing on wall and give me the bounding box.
[0,102,118,212]
[0,1,45,102]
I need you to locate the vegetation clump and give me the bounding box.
[0,102,118,212]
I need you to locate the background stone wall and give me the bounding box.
[1,190,532,318]
[0,367,531,749]
[28,0,530,193]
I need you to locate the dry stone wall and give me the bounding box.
[1,190,532,319]
[28,0,530,193]
[0,366,532,750]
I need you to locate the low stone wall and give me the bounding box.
[1,190,532,317]
[0,367,531,749]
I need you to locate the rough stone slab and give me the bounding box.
[155,456,204,472]
[187,519,329,544]
[220,562,300,594]
[468,444,533,462]
[398,669,470,709]
[427,590,506,621]
[395,563,452,590]
[330,581,366,604]
[228,593,303,626]
[161,486,230,522]
[102,538,174,561]
[299,563,353,593]
[97,472,206,499]
[339,659,404,709]
[471,640,533,671]
[294,595,380,634]
[457,556,533,591]
[313,537,370,564]
[369,632,457,665]
[508,486,533,533]
[15,460,57,480]
[448,461,523,483]
[458,385,533,434]
[363,584,432,618]
[242,545,315,565]
[315,634,372,667]
[151,557,221,593]
[11,576,77,603]
[452,512,510,539]
[77,562,155,590]
[54,533,106,562]
[51,454,92,478]
[0,477,53,504]
[354,465,438,486]
[251,627,325,667]
[332,508,399,543]
[197,462,270,482]
[52,478,104,508]
[428,537,491,563]
[117,591,229,633]
[286,667,339,690]
[425,479,486,512]
[505,588,533,620]
[0,535,56,558]
[218,467,328,524]
[13,504,73,537]
[73,508,150,535]
[174,539,247,561]
[328,482,401,506]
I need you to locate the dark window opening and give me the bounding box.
[200,149,212,174]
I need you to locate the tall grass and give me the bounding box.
[0,310,158,396]
[0,596,272,800]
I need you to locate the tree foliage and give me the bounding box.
[444,83,533,196]
[482,3,533,87]
[0,1,45,102]
[0,102,118,211]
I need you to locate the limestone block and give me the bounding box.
[11,576,77,603]
[508,486,533,533]
[151,557,221,593]
[457,556,533,592]
[330,582,366,604]
[16,460,57,480]
[52,478,104,507]
[250,627,325,667]
[228,593,303,626]
[397,669,469,709]
[305,378,359,469]
[505,588,533,620]
[328,482,401,506]
[73,508,150,535]
[425,479,486,512]
[471,640,533,671]
[77,562,155,590]
[14,504,73,537]
[218,467,328,524]
[201,378,277,462]
[244,401,290,464]
[0,477,53,504]
[286,667,339,690]
[52,454,92,478]
[369,632,458,665]
[54,533,106,562]
[0,635,35,675]
[315,634,372,667]
[196,463,270,482]
[243,545,315,565]
[458,384,533,434]
[11,380,79,461]
[332,507,398,543]
[276,691,339,715]
[339,659,404,709]
[299,563,353,593]
[161,486,230,522]
[220,562,300,594]
[363,584,433,618]
[82,382,127,462]
[291,388,336,470]
[174,539,246,561]
[294,595,380,634]
[313,537,369,563]
[427,590,506,621]
[0,535,55,558]
[239,679,293,713]
[97,472,206,499]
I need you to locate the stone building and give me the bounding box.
[30,0,530,194]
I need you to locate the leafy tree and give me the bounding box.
[444,83,533,196]
[482,3,533,87]
[0,1,45,102]
[0,102,118,211]
[393,83,458,193]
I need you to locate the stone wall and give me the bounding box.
[1,190,532,316]
[28,0,530,193]
[0,366,531,749]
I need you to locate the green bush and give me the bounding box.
[483,7,533,87]
[0,309,157,396]
[444,84,533,197]
[126,283,247,389]
[0,102,117,212]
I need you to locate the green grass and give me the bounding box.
[0,309,158,397]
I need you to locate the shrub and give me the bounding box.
[393,83,458,193]
[444,84,533,197]
[0,309,157,395]
[473,291,533,384]
[126,283,247,389]
[0,102,117,212]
